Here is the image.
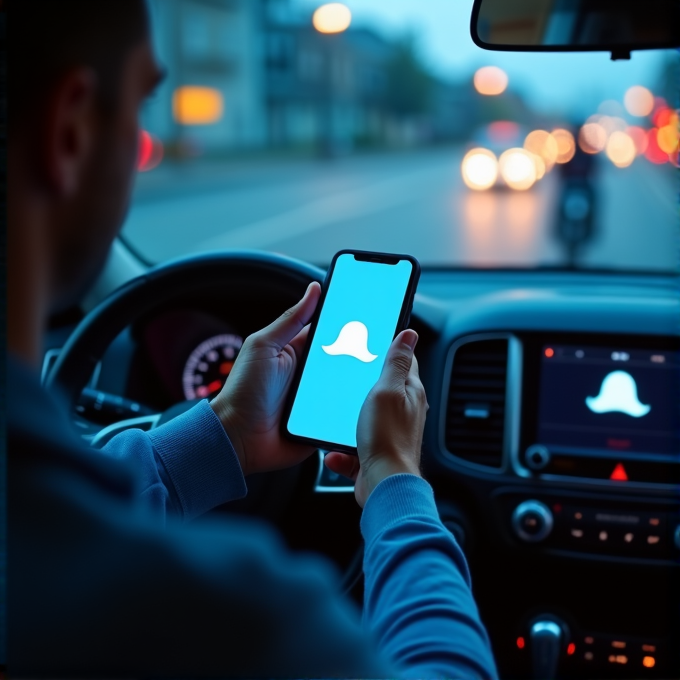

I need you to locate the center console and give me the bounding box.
[520,337,680,487]
[433,330,680,679]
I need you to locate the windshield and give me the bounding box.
[122,0,679,272]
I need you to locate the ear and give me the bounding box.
[43,68,98,197]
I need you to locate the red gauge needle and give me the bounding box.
[219,361,234,375]
[206,380,223,394]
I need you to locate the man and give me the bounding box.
[7,1,498,677]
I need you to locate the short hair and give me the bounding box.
[9,0,150,128]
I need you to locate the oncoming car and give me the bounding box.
[460,121,577,191]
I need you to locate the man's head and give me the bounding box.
[10,0,163,312]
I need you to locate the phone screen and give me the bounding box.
[287,253,414,448]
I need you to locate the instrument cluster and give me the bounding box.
[131,308,246,409]
[181,333,243,401]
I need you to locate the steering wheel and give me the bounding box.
[47,250,324,415]
[46,250,368,591]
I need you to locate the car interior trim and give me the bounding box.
[41,348,101,391]
[439,332,522,476]
[90,414,161,449]
[314,450,355,493]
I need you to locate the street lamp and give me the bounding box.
[313,3,352,34]
[473,66,508,96]
[312,3,351,156]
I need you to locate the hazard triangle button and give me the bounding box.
[610,463,628,481]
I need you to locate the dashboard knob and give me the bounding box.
[512,500,554,542]
[525,444,551,471]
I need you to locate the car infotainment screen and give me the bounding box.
[537,345,680,458]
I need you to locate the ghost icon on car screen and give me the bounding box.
[586,370,651,417]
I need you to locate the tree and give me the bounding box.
[384,36,432,118]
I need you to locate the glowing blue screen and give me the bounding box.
[287,254,413,448]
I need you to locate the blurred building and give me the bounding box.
[265,21,394,151]
[431,80,481,142]
[141,0,482,157]
[143,0,267,154]
[263,0,478,151]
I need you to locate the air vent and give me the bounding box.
[444,338,509,468]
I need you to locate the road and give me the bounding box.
[123,146,678,271]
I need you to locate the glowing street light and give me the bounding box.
[624,85,654,118]
[473,66,508,96]
[313,3,352,34]
[606,131,636,168]
[578,122,607,154]
[524,130,558,169]
[551,128,576,164]
[626,126,648,156]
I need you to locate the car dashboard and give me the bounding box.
[44,268,680,680]
[414,271,679,679]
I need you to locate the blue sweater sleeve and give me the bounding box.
[361,474,498,680]
[101,400,247,522]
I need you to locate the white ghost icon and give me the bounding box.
[585,370,651,417]
[322,321,378,363]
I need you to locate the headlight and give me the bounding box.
[461,148,498,190]
[499,148,537,190]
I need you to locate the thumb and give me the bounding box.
[257,282,321,350]
[378,330,418,390]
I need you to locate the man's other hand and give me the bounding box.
[210,282,321,476]
[324,330,428,507]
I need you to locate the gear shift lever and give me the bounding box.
[530,619,563,680]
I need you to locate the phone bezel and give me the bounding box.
[282,249,421,455]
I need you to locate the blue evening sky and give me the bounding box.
[299,0,675,120]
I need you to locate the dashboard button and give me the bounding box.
[525,444,551,471]
[512,500,554,542]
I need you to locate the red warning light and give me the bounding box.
[610,463,628,482]
[545,348,555,358]
[567,643,576,656]
[516,637,525,650]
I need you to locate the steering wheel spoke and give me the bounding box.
[88,413,162,449]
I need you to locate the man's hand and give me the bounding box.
[210,282,321,476]
[324,329,428,507]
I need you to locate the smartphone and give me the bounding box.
[283,249,420,454]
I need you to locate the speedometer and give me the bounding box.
[182,333,244,400]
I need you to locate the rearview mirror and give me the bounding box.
[471,0,680,60]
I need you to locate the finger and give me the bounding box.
[405,353,427,404]
[258,282,321,351]
[408,353,420,379]
[377,329,418,391]
[288,324,310,362]
[406,353,423,387]
[324,451,360,481]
